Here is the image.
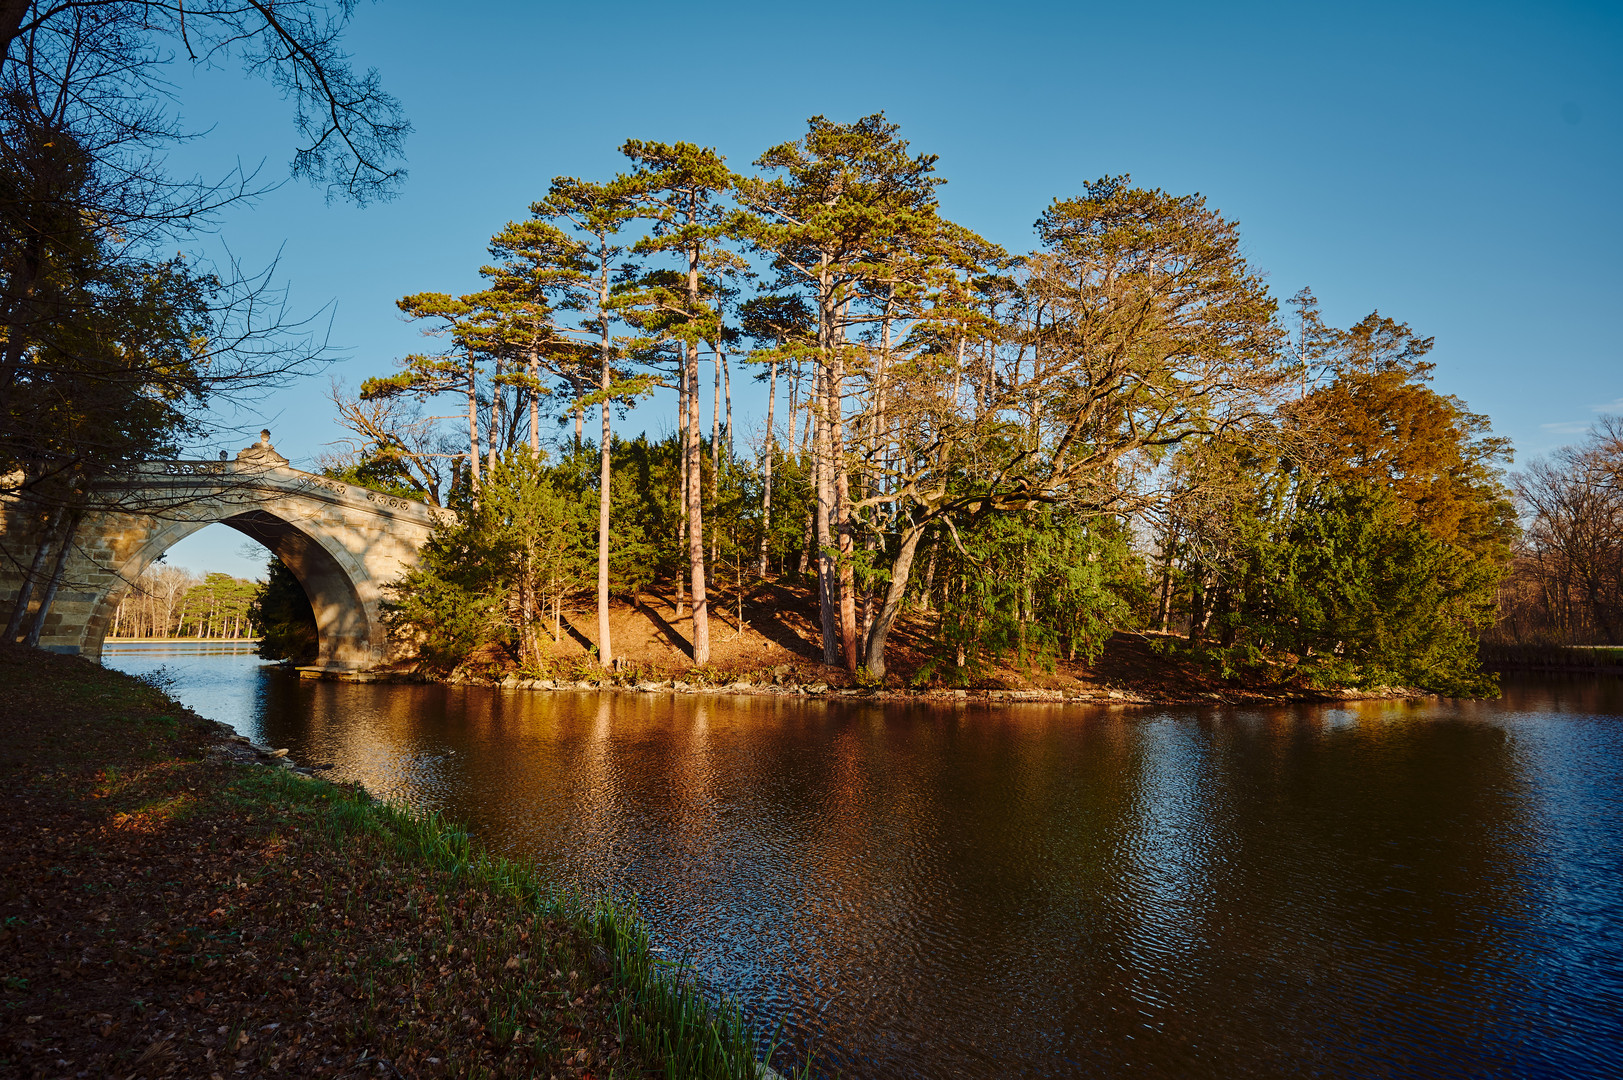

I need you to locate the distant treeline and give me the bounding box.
[1493,417,1623,646]
[109,568,261,640]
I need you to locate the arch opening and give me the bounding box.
[87,508,379,669]
[222,510,374,667]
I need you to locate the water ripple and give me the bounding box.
[106,645,1623,1080]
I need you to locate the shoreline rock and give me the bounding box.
[291,665,1433,708]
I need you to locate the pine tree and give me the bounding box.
[620,140,738,666]
[365,293,485,489]
[735,113,957,669]
[509,174,651,667]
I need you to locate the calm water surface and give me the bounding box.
[104,642,1623,1079]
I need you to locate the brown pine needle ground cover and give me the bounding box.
[435,580,1391,705]
[0,646,791,1080]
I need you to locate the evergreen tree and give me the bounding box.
[384,452,592,672]
[251,559,317,662]
[620,140,737,665]
[735,113,965,669]
[511,174,654,667]
[365,293,486,488]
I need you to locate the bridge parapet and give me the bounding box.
[116,460,454,529]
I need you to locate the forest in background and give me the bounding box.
[1495,417,1623,646]
[303,114,1607,698]
[106,566,259,640]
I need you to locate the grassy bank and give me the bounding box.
[0,645,798,1079]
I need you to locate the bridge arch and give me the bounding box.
[93,509,380,668]
[0,436,443,668]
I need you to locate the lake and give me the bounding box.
[103,641,1623,1079]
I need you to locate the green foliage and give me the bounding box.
[347,121,1517,696]
[931,510,1147,680]
[1243,483,1500,696]
[760,450,813,576]
[171,572,260,639]
[251,559,318,663]
[596,436,678,595]
[384,451,593,671]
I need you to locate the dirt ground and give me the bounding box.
[449,578,1351,705]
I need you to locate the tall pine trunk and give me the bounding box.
[686,335,710,663]
[466,350,481,490]
[596,262,614,668]
[829,320,857,670]
[487,360,503,476]
[722,348,733,458]
[675,354,688,617]
[786,360,799,452]
[684,235,710,664]
[528,349,541,453]
[758,356,777,577]
[813,357,837,664]
[711,345,721,564]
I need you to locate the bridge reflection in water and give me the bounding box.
[103,643,1623,1080]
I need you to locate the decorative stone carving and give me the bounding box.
[236,428,290,468]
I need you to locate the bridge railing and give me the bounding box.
[95,460,453,525]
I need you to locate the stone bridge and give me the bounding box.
[0,435,446,669]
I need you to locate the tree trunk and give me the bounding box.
[4,508,63,642]
[685,229,710,664]
[597,269,614,668]
[529,349,541,453]
[813,358,837,664]
[687,335,710,664]
[487,361,503,476]
[917,536,938,613]
[758,356,777,577]
[711,344,721,565]
[0,0,33,74]
[24,512,80,649]
[800,499,813,579]
[675,352,688,617]
[787,360,799,452]
[722,347,734,459]
[863,522,927,679]
[1156,524,1178,633]
[829,319,857,670]
[466,352,481,490]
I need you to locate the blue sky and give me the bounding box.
[159,0,1622,577]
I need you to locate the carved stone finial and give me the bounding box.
[237,427,288,467]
